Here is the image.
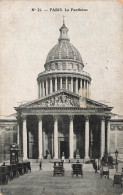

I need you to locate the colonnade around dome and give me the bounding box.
[38,74,91,98]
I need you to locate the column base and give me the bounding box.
[47,154,51,159]
[23,157,28,162]
[69,157,74,160]
[53,157,59,160]
[38,157,43,160]
[84,157,90,161]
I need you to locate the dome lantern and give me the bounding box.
[58,17,70,42]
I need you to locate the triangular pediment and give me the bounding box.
[17,90,110,110]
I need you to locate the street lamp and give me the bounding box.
[115,150,118,172]
[22,153,24,163]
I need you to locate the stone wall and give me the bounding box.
[110,119,123,160]
[0,120,17,163]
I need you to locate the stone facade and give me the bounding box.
[110,119,123,159]
[0,21,123,162]
[14,21,113,161]
[0,119,17,163]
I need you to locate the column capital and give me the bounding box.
[37,115,43,121]
[101,116,105,121]
[53,115,58,122]
[69,115,74,121]
[22,115,27,121]
[85,115,90,121]
[16,116,20,122]
[106,116,111,121]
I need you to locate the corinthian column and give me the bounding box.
[88,82,90,98]
[53,116,58,159]
[80,78,82,96]
[60,77,62,90]
[107,118,111,154]
[85,115,90,159]
[69,115,74,159]
[38,83,40,98]
[71,77,73,92]
[22,116,27,160]
[46,79,48,96]
[16,116,20,146]
[76,78,78,94]
[83,80,85,97]
[66,77,68,90]
[42,81,45,97]
[89,82,91,98]
[101,117,105,158]
[38,116,43,159]
[50,78,53,94]
[86,81,88,98]
[55,77,57,92]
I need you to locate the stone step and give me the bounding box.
[29,158,86,163]
[30,162,94,172]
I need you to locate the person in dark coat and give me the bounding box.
[94,162,98,173]
[76,160,80,163]
[39,161,42,170]
[2,162,5,166]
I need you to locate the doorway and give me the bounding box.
[60,141,69,159]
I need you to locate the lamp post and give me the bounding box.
[4,149,6,161]
[97,154,100,170]
[115,150,118,172]
[22,153,24,163]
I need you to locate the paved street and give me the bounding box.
[0,163,122,195]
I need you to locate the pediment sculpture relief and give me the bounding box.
[38,94,80,107]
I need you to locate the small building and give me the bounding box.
[0,116,17,162]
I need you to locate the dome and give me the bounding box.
[46,41,83,64]
[45,22,83,65]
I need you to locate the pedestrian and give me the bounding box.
[2,162,5,166]
[76,160,80,163]
[39,161,42,170]
[94,162,97,173]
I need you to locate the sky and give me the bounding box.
[0,0,123,116]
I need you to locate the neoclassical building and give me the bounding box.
[15,21,113,161]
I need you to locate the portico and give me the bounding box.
[15,90,112,161]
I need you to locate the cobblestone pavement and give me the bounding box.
[0,163,122,195]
